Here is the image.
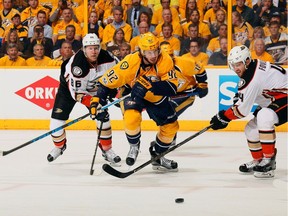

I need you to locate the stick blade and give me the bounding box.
[102,164,133,179]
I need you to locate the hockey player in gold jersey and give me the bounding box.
[90,32,180,172]
[159,41,208,117]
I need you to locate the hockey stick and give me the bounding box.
[89,120,104,175]
[0,94,130,157]
[102,125,212,178]
[170,91,198,99]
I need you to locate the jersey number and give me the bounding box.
[71,79,81,88]
[107,70,118,83]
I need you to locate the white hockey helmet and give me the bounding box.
[228,45,251,70]
[82,33,101,49]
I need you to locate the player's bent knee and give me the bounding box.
[158,121,179,143]
[124,109,142,131]
[256,108,278,130]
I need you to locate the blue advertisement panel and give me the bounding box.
[218,75,239,111]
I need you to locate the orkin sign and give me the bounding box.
[15,76,59,111]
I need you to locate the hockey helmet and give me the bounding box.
[82,33,101,49]
[138,32,159,55]
[228,45,251,70]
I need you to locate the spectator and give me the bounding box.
[48,41,73,65]
[154,8,183,38]
[4,13,28,48]
[0,43,27,65]
[182,9,211,40]
[13,0,29,12]
[132,11,155,37]
[88,0,104,18]
[151,0,179,26]
[209,8,226,38]
[264,21,288,65]
[87,11,104,39]
[232,0,257,27]
[0,19,5,48]
[206,23,227,57]
[21,0,50,29]
[0,29,25,58]
[118,41,131,60]
[232,10,253,47]
[263,12,288,37]
[26,24,53,58]
[254,0,281,27]
[208,36,227,65]
[49,0,78,27]
[251,38,274,63]
[103,0,127,26]
[0,0,20,29]
[102,6,132,44]
[179,23,207,55]
[126,0,152,30]
[26,43,52,66]
[105,28,127,59]
[203,0,226,26]
[181,38,209,66]
[38,0,58,11]
[28,10,53,40]
[52,8,82,45]
[249,26,265,52]
[181,0,204,24]
[158,22,180,56]
[130,21,149,52]
[148,0,179,13]
[53,24,82,55]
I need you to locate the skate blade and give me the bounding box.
[152,165,178,172]
[254,170,275,178]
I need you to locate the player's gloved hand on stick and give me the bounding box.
[210,110,231,130]
[131,75,152,102]
[90,97,100,120]
[95,109,109,121]
[195,82,208,98]
[80,95,92,107]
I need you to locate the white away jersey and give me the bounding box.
[232,59,287,118]
[60,49,117,101]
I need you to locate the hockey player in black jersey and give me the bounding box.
[47,33,121,165]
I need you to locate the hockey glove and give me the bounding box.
[90,97,100,120]
[95,109,109,122]
[195,82,208,98]
[80,95,92,107]
[131,76,152,102]
[210,110,231,130]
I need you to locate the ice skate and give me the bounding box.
[102,148,121,166]
[253,149,277,178]
[126,144,140,166]
[47,144,67,162]
[239,160,260,173]
[149,145,178,172]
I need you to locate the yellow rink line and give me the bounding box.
[0,119,287,132]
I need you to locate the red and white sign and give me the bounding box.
[15,76,59,111]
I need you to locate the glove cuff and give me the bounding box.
[218,110,231,123]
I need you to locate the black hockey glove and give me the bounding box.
[210,110,231,130]
[95,109,109,122]
[131,76,152,102]
[195,82,208,98]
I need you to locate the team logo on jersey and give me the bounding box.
[72,66,83,76]
[238,78,246,88]
[120,61,129,69]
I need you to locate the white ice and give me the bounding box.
[0,130,287,216]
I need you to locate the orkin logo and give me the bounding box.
[15,76,59,111]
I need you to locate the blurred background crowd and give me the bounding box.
[0,0,287,66]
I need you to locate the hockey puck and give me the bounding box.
[175,198,184,203]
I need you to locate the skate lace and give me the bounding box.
[258,158,271,167]
[49,147,62,157]
[104,149,117,160]
[160,157,172,166]
[245,160,259,168]
[127,145,139,158]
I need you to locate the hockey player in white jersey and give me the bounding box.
[210,45,287,178]
[47,33,121,165]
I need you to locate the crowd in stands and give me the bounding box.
[0,0,287,66]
